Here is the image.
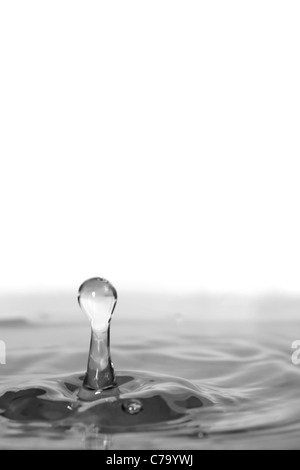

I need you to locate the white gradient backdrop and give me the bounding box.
[0,1,299,293]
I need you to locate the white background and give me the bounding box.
[0,1,299,294]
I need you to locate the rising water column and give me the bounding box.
[78,277,117,391]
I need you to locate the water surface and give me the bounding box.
[0,293,300,449]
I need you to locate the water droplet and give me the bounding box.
[78,277,117,392]
[78,277,117,332]
[122,399,143,415]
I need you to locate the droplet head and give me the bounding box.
[78,277,117,332]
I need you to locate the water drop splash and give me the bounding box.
[0,277,212,438]
[78,277,117,392]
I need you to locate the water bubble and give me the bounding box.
[122,399,143,415]
[78,277,117,332]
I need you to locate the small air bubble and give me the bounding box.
[122,399,143,415]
